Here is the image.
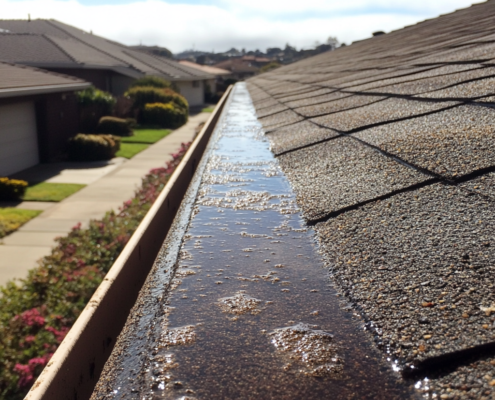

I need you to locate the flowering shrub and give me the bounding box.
[0,178,28,201]
[0,142,191,399]
[143,102,187,129]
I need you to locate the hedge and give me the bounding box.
[0,142,191,399]
[125,87,188,115]
[96,117,133,137]
[143,102,187,129]
[0,178,28,201]
[68,134,121,161]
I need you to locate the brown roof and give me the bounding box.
[0,61,89,97]
[178,60,231,76]
[242,55,272,63]
[214,58,259,73]
[247,1,495,397]
[0,19,213,81]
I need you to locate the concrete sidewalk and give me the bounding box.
[0,112,210,285]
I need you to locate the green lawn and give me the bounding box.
[116,143,149,159]
[121,129,171,144]
[202,106,215,113]
[23,182,86,202]
[0,208,42,239]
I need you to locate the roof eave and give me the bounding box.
[0,81,91,99]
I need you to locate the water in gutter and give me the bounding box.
[92,84,414,399]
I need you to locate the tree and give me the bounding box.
[326,37,339,50]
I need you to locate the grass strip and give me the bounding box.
[116,143,149,159]
[121,129,171,144]
[0,209,42,238]
[0,142,191,399]
[201,106,215,113]
[22,183,86,202]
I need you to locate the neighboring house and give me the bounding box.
[213,58,259,80]
[240,55,272,68]
[0,20,213,106]
[0,62,89,176]
[178,60,231,94]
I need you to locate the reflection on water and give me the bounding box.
[113,84,414,399]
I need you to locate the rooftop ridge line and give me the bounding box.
[45,19,142,74]
[41,33,77,64]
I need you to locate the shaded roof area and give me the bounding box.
[178,60,231,76]
[0,61,89,97]
[247,1,495,398]
[0,20,213,81]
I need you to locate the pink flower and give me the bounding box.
[25,335,36,343]
[14,354,52,388]
[46,326,69,343]
[16,308,45,327]
[14,364,33,388]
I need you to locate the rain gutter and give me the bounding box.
[25,85,233,400]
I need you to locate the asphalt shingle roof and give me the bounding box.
[0,61,88,92]
[0,19,212,81]
[247,1,495,398]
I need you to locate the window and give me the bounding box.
[192,80,200,88]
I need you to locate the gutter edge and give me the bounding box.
[25,85,233,400]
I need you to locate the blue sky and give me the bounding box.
[1,0,479,53]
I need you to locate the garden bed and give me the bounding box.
[0,143,191,399]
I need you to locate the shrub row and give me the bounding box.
[0,178,28,201]
[126,87,188,113]
[125,86,188,128]
[0,142,191,399]
[67,134,121,162]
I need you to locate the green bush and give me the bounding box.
[0,178,28,201]
[143,102,187,128]
[77,87,117,133]
[125,87,188,114]
[96,117,133,137]
[128,76,173,90]
[76,87,116,113]
[68,134,121,161]
[0,143,191,399]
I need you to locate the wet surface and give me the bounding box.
[92,84,414,399]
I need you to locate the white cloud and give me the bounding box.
[0,0,478,53]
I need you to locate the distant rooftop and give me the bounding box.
[178,60,231,76]
[0,20,213,82]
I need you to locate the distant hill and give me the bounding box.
[174,39,340,66]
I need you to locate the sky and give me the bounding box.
[0,0,479,53]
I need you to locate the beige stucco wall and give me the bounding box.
[176,80,205,107]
